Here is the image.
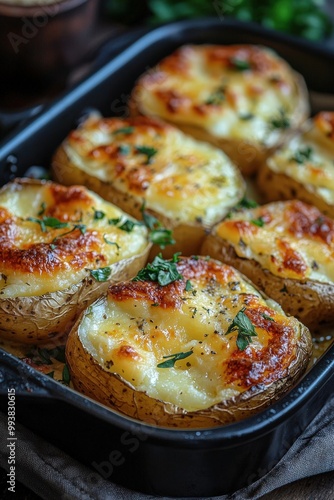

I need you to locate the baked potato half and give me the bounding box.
[201,199,334,329]
[130,44,309,176]
[66,254,312,428]
[52,114,245,258]
[258,112,334,217]
[0,179,150,343]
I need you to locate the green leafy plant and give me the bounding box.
[106,0,333,41]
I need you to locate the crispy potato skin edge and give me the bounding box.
[257,163,334,218]
[201,234,334,330]
[0,247,150,344]
[66,294,312,429]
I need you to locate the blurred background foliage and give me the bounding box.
[105,0,333,41]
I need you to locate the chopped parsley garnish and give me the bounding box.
[157,350,193,369]
[118,144,131,155]
[37,202,46,216]
[113,126,134,135]
[93,208,105,220]
[205,86,226,105]
[62,364,71,385]
[225,307,257,351]
[27,216,69,232]
[135,145,157,164]
[74,224,87,235]
[268,109,290,130]
[261,313,275,322]
[133,253,183,287]
[140,203,175,248]
[230,57,251,71]
[149,228,175,247]
[250,217,265,227]
[103,235,120,249]
[108,217,138,232]
[225,197,258,218]
[290,146,313,164]
[25,346,66,366]
[280,284,288,293]
[185,280,193,291]
[239,197,258,209]
[89,267,111,282]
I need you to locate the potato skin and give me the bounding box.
[257,163,334,218]
[0,248,150,344]
[66,290,312,429]
[201,234,334,330]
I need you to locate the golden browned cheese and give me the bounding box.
[213,200,334,282]
[264,112,334,207]
[131,44,308,149]
[53,114,244,228]
[0,179,148,298]
[72,256,311,419]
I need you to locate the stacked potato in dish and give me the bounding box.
[2,43,334,428]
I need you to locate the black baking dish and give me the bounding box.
[1,18,334,498]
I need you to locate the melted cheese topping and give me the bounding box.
[267,112,334,204]
[132,44,304,146]
[0,180,148,298]
[63,115,244,226]
[78,256,300,411]
[215,200,334,283]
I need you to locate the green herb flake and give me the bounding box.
[93,208,105,220]
[140,203,174,248]
[135,145,157,164]
[157,350,193,369]
[46,371,54,379]
[205,86,226,105]
[290,146,313,164]
[113,126,134,135]
[74,224,87,235]
[103,235,120,249]
[26,216,70,232]
[268,109,290,130]
[251,217,265,227]
[62,364,71,385]
[149,228,175,248]
[119,219,136,232]
[37,202,46,216]
[230,57,251,71]
[108,217,137,233]
[118,144,131,155]
[133,253,183,287]
[185,280,193,291]
[241,198,258,209]
[261,313,275,322]
[225,307,257,351]
[225,197,259,218]
[280,284,288,293]
[89,267,111,282]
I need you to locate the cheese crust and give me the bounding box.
[0,179,148,298]
[261,112,334,212]
[52,114,245,228]
[130,45,308,159]
[75,256,310,414]
[211,200,334,284]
